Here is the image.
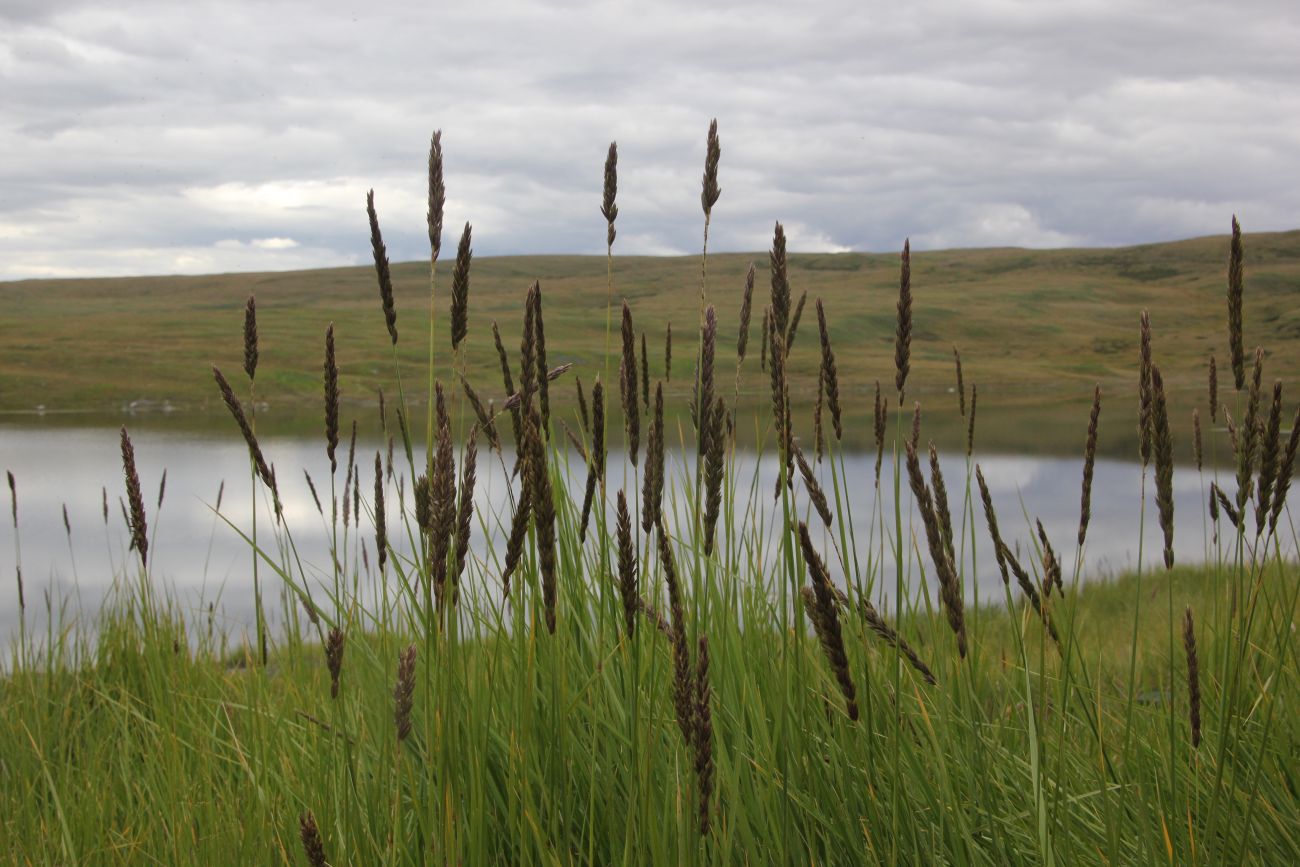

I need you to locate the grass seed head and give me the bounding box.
[602,141,618,247]
[450,222,473,350]
[366,189,398,345]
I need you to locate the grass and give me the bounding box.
[3,137,1299,863]
[2,232,1300,420]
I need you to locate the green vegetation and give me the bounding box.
[3,138,1298,863]
[3,230,1299,420]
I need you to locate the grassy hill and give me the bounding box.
[3,230,1299,437]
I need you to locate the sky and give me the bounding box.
[2,0,1298,280]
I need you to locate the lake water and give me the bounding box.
[0,419,1287,645]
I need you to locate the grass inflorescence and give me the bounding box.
[1,135,1297,867]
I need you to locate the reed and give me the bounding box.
[817,299,842,441]
[453,432,477,592]
[664,322,672,382]
[1254,381,1282,534]
[1193,408,1203,473]
[243,295,257,381]
[873,382,887,484]
[693,634,715,836]
[1269,407,1300,534]
[639,331,649,410]
[531,283,551,432]
[450,222,473,351]
[737,263,756,363]
[642,383,664,535]
[1209,354,1218,423]
[1036,520,1062,597]
[460,376,501,453]
[795,444,833,529]
[8,471,22,614]
[492,321,524,455]
[601,142,618,249]
[855,598,937,686]
[785,290,807,350]
[366,189,399,345]
[953,346,965,417]
[374,452,387,573]
[656,523,695,745]
[213,366,274,490]
[1228,215,1245,390]
[895,239,912,397]
[1151,366,1175,569]
[579,379,605,541]
[394,643,416,742]
[1138,311,1153,467]
[702,395,726,555]
[299,811,329,867]
[1078,385,1101,549]
[906,440,966,657]
[798,522,859,721]
[325,627,345,699]
[1183,606,1202,748]
[620,301,640,466]
[1235,347,1264,511]
[769,223,790,337]
[616,490,637,639]
[966,383,977,458]
[120,427,149,571]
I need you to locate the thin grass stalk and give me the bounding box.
[374,452,387,573]
[299,811,328,867]
[656,523,695,745]
[492,321,524,457]
[366,190,398,346]
[449,222,472,351]
[394,643,416,742]
[953,346,965,416]
[1078,385,1101,549]
[1236,347,1264,511]
[816,300,843,441]
[795,444,832,529]
[895,239,912,398]
[855,597,937,685]
[702,395,726,555]
[620,302,640,466]
[797,522,859,720]
[1184,606,1202,748]
[325,627,345,699]
[8,471,22,617]
[1228,215,1245,390]
[785,290,807,350]
[1268,407,1300,535]
[453,431,477,595]
[1139,311,1153,467]
[642,383,664,534]
[694,634,715,836]
[1254,382,1283,535]
[616,490,637,639]
[1209,354,1219,423]
[579,379,605,541]
[665,322,672,383]
[966,383,978,457]
[119,427,148,572]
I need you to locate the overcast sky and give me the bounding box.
[2,0,1298,280]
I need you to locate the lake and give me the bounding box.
[0,409,1286,645]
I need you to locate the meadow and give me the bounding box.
[1,128,1298,864]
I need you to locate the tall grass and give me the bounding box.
[2,136,1297,865]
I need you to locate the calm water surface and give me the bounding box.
[0,421,1286,644]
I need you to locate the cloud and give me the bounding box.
[2,0,1299,279]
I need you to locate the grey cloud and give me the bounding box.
[2,0,1298,279]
